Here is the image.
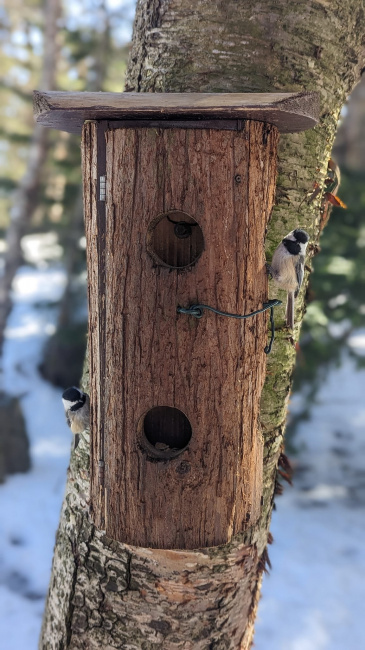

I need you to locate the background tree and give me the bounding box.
[40,0,122,388]
[0,0,131,481]
[286,76,365,443]
[0,0,131,367]
[40,1,365,648]
[0,0,61,483]
[0,0,60,354]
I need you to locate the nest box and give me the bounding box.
[34,90,319,549]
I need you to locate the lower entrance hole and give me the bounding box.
[141,406,192,459]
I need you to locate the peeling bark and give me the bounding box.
[40,1,365,648]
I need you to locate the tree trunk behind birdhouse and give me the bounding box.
[39,1,365,648]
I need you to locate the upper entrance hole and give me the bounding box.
[147,210,204,269]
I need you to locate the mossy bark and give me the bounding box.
[40,1,365,648]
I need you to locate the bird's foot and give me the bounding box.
[266,263,274,278]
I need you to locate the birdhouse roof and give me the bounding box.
[33,90,319,134]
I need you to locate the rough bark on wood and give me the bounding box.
[40,1,365,648]
[84,120,278,549]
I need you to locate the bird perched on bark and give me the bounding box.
[62,386,90,448]
[267,228,309,329]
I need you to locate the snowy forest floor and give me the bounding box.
[255,351,365,650]
[1,257,365,650]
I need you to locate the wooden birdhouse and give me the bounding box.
[34,91,319,550]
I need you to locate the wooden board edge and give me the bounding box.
[33,90,320,134]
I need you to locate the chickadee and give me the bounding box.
[267,228,309,329]
[62,387,90,448]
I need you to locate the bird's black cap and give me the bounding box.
[293,229,309,244]
[62,386,82,402]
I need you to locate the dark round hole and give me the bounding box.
[142,406,192,457]
[147,210,204,268]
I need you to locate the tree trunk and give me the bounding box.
[0,0,60,355]
[40,1,365,648]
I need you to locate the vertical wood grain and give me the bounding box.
[84,121,279,549]
[82,122,105,528]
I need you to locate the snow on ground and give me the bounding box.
[255,353,365,650]
[1,254,365,649]
[0,262,72,650]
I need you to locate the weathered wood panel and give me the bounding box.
[82,122,105,522]
[34,90,319,133]
[84,120,279,549]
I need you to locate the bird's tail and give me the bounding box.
[286,291,295,329]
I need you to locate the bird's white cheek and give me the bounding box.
[62,399,75,411]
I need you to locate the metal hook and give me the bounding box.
[177,299,282,353]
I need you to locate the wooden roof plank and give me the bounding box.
[33,90,319,134]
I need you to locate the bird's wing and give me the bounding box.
[294,255,305,297]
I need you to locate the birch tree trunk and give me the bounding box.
[40,1,365,648]
[0,0,60,355]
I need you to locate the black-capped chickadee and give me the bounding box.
[62,387,90,448]
[267,228,309,329]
